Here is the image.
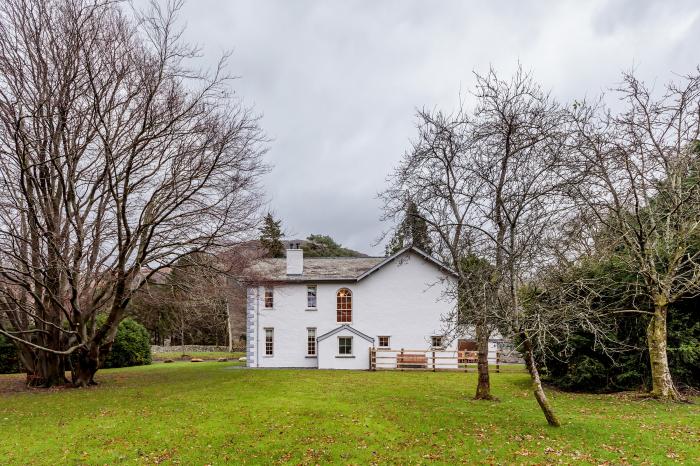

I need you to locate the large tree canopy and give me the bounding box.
[0,0,266,387]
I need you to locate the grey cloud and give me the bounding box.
[141,0,700,254]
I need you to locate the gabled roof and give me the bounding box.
[355,245,457,281]
[245,256,384,282]
[244,245,456,283]
[316,324,374,343]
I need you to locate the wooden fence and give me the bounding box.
[369,347,517,372]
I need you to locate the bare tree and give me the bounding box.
[567,71,700,400]
[468,66,572,426]
[384,66,588,426]
[382,107,498,400]
[0,0,266,387]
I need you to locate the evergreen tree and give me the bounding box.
[259,214,285,258]
[303,234,363,257]
[386,200,433,255]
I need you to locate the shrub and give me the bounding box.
[102,318,152,369]
[0,334,20,374]
[542,301,699,393]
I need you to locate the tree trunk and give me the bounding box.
[647,303,679,400]
[474,322,493,400]
[26,352,67,388]
[524,340,560,427]
[72,347,100,388]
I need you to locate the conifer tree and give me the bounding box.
[386,200,433,255]
[259,214,285,258]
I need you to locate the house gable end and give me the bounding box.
[356,246,457,282]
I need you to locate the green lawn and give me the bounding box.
[0,363,697,465]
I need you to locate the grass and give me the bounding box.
[151,351,245,361]
[0,364,698,465]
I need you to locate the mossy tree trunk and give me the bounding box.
[647,302,680,400]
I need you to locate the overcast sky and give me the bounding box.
[168,0,700,255]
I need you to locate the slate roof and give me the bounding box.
[244,245,457,284]
[247,256,384,282]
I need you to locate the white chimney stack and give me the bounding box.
[286,247,303,275]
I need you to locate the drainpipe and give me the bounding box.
[256,286,260,368]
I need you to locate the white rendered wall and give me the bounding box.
[317,329,372,370]
[248,250,498,369]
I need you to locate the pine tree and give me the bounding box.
[259,213,285,258]
[386,200,433,255]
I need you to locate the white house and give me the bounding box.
[245,245,499,369]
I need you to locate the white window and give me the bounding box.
[264,287,274,308]
[307,285,317,309]
[431,336,444,349]
[338,336,353,355]
[378,336,390,348]
[307,328,316,356]
[265,328,274,355]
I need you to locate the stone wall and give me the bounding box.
[151,345,244,353]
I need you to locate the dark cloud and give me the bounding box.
[147,0,700,254]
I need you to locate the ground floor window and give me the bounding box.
[265,328,274,356]
[307,328,316,356]
[378,336,390,348]
[338,336,353,355]
[431,335,444,349]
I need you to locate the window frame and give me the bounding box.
[378,336,390,348]
[307,327,317,357]
[264,328,274,356]
[263,286,274,309]
[338,336,353,355]
[306,285,317,310]
[431,335,444,349]
[336,288,352,323]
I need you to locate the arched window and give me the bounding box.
[336,288,352,323]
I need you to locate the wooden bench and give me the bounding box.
[397,353,428,368]
[458,351,478,364]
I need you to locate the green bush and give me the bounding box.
[542,301,699,393]
[102,318,152,369]
[0,334,20,374]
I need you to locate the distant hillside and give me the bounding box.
[284,235,368,258]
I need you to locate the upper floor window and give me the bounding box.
[264,287,274,308]
[307,285,317,309]
[336,288,352,323]
[378,336,390,348]
[431,335,444,349]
